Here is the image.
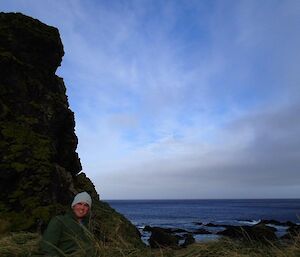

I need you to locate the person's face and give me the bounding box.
[72,202,90,219]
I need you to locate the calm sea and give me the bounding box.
[106,199,300,242]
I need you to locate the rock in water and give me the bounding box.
[0,12,143,247]
[217,224,277,243]
[149,227,179,248]
[182,233,195,247]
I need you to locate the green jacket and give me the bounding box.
[39,212,96,257]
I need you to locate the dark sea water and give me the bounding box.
[106,199,300,242]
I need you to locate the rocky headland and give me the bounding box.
[0,12,142,247]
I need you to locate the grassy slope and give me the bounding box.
[0,232,299,257]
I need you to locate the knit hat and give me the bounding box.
[71,192,92,208]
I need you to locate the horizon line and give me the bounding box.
[102,198,300,201]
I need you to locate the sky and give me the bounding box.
[1,0,300,199]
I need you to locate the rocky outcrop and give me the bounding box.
[0,12,78,230]
[148,227,179,248]
[258,219,296,227]
[144,226,187,234]
[204,222,228,228]
[181,233,195,247]
[0,12,143,247]
[281,224,300,240]
[144,226,197,248]
[217,224,277,242]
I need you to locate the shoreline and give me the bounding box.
[136,218,300,247]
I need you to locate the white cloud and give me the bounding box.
[1,0,300,199]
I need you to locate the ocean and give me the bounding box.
[106,199,300,243]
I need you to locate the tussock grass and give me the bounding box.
[173,234,300,257]
[0,232,299,257]
[0,232,39,257]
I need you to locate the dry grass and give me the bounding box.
[0,232,299,257]
[173,235,300,257]
[0,232,40,257]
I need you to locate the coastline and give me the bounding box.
[107,199,300,247]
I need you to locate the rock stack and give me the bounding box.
[0,12,142,247]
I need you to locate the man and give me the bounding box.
[40,192,96,256]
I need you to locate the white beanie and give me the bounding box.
[71,192,92,208]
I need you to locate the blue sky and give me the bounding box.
[1,0,300,199]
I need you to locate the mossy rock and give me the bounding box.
[0,12,143,248]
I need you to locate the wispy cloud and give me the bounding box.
[1,0,299,199]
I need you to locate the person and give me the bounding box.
[39,192,96,256]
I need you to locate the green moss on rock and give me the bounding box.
[0,12,143,247]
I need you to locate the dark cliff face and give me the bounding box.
[0,12,82,229]
[0,13,143,247]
